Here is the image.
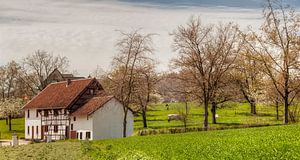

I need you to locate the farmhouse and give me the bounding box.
[42,68,85,89]
[23,78,134,141]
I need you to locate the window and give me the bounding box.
[44,110,49,117]
[89,89,94,95]
[77,132,79,139]
[73,117,76,121]
[36,110,39,117]
[71,124,73,130]
[86,132,91,140]
[45,125,48,132]
[79,132,82,140]
[54,110,59,117]
[27,126,30,135]
[36,126,39,135]
[27,110,30,118]
[54,125,58,133]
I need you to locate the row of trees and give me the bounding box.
[0,50,69,100]
[102,0,300,135]
[0,51,69,130]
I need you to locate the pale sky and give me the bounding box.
[0,0,265,76]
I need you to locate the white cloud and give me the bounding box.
[0,0,263,76]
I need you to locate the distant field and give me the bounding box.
[0,102,283,139]
[1,124,300,159]
[134,102,283,130]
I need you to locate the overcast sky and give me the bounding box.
[0,0,281,76]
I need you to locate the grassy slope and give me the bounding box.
[1,124,300,160]
[85,124,300,159]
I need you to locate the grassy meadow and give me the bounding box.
[0,118,24,139]
[134,102,282,130]
[0,102,283,139]
[1,124,300,159]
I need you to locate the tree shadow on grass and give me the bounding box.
[216,122,242,126]
[236,112,275,117]
[134,119,167,122]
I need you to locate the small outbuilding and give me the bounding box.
[23,78,133,141]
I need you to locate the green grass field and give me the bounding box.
[1,124,300,159]
[0,118,24,139]
[134,102,282,130]
[0,102,283,139]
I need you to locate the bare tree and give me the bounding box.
[20,50,69,94]
[232,50,265,115]
[210,79,239,124]
[106,30,155,137]
[265,82,282,120]
[134,63,159,128]
[243,0,300,124]
[171,17,240,130]
[0,61,21,100]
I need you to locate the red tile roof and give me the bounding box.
[71,95,114,116]
[23,79,94,109]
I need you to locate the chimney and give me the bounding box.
[66,79,72,87]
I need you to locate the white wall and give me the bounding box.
[92,98,134,140]
[24,109,41,140]
[70,115,93,140]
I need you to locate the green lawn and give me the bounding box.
[1,124,300,159]
[0,102,283,139]
[0,118,24,139]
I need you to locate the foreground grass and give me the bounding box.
[0,141,85,160]
[1,124,300,160]
[84,124,300,159]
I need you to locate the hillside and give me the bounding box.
[1,124,300,160]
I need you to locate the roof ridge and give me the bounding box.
[65,78,97,109]
[49,78,92,85]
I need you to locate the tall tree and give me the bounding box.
[106,30,155,137]
[20,50,69,94]
[134,63,158,128]
[243,0,300,124]
[232,51,265,115]
[0,61,21,100]
[172,18,240,130]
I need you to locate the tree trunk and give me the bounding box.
[275,99,279,120]
[8,115,12,131]
[142,107,147,128]
[184,100,188,131]
[203,99,209,131]
[123,108,128,137]
[211,102,217,124]
[6,117,8,125]
[250,100,256,115]
[284,96,289,124]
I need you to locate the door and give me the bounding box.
[65,126,69,139]
[70,131,77,139]
[41,126,44,140]
[31,126,34,140]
